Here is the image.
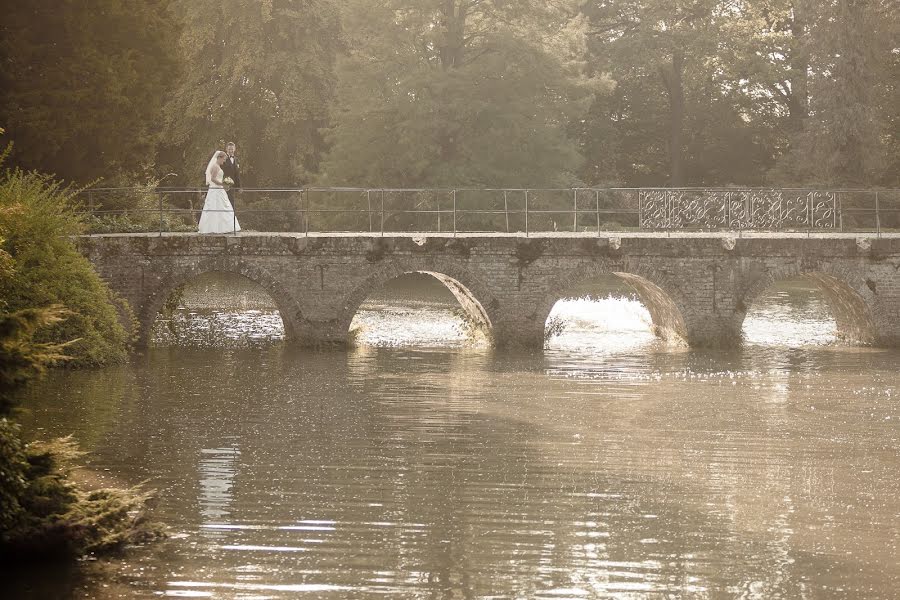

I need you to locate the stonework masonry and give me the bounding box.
[75,233,900,349]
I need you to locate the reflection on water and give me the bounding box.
[744,281,837,346]
[152,274,839,352]
[350,300,475,347]
[9,276,900,599]
[546,295,658,354]
[151,272,285,347]
[153,309,285,347]
[199,445,240,523]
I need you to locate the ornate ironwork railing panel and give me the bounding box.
[639,189,838,230]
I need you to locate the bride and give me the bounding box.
[198,150,241,234]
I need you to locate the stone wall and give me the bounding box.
[76,233,900,348]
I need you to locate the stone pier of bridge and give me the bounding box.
[75,233,900,349]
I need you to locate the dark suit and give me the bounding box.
[221,154,242,205]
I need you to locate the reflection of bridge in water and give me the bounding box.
[77,228,900,351]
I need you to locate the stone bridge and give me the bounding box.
[76,232,900,349]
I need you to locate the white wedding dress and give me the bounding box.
[198,163,241,234]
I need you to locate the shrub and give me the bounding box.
[0,168,132,366]
[83,184,198,234]
[0,305,160,561]
[0,418,27,533]
[0,431,160,560]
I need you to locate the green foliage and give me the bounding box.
[161,0,344,186]
[0,433,160,560]
[0,287,158,561]
[238,193,305,232]
[582,0,897,188]
[0,0,181,184]
[0,419,27,533]
[582,0,774,186]
[0,169,132,367]
[319,0,604,189]
[0,308,70,412]
[2,1,898,192]
[84,184,198,234]
[771,0,891,186]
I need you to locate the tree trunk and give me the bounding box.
[439,0,466,70]
[787,1,809,133]
[659,50,686,186]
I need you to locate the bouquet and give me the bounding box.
[223,176,235,189]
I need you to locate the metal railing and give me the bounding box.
[76,187,900,236]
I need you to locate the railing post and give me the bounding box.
[380,189,384,237]
[525,189,529,237]
[573,189,578,232]
[725,190,731,230]
[875,190,881,237]
[504,191,510,233]
[638,189,643,229]
[808,190,813,237]
[367,190,373,232]
[452,189,457,237]
[437,192,442,233]
[303,189,310,236]
[596,189,601,236]
[158,192,164,237]
[838,192,844,232]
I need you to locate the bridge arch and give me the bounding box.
[739,263,876,345]
[535,261,689,344]
[338,258,498,344]
[136,257,303,347]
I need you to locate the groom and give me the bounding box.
[222,141,242,206]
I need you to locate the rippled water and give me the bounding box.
[10,278,900,599]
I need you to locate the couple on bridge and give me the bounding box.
[199,143,242,234]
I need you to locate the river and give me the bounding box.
[9,274,900,599]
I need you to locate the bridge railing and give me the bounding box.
[75,187,900,236]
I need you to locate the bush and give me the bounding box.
[0,168,133,366]
[0,431,160,560]
[0,305,160,561]
[0,418,27,533]
[83,184,199,234]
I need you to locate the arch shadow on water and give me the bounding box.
[347,272,492,348]
[150,271,287,348]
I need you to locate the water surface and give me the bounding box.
[10,278,900,599]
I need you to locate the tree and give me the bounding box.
[722,0,813,136]
[585,0,733,186]
[318,0,606,188]
[721,0,895,186]
[161,0,343,187]
[0,0,180,184]
[781,0,891,185]
[880,4,900,187]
